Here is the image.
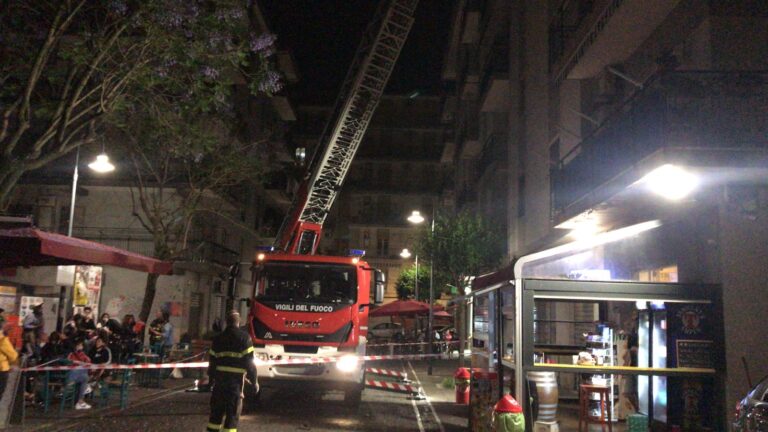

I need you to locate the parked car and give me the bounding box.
[369,322,403,339]
[734,375,768,431]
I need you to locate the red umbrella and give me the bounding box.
[369,300,432,317]
[433,310,452,318]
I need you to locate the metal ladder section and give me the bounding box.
[298,0,419,226]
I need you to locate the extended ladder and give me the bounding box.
[276,0,418,254]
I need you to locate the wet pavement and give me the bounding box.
[13,360,468,432]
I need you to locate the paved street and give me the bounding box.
[16,360,467,432]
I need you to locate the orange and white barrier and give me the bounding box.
[365,367,408,380]
[365,379,419,395]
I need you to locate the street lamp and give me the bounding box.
[407,208,436,374]
[68,146,115,236]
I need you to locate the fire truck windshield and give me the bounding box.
[255,263,357,304]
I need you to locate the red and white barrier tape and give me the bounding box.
[365,367,408,380]
[24,361,209,372]
[365,379,418,394]
[367,340,460,348]
[24,352,447,372]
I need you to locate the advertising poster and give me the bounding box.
[73,265,103,314]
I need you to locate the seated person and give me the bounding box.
[90,336,112,383]
[66,340,92,410]
[40,331,67,363]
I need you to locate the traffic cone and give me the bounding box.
[493,394,525,432]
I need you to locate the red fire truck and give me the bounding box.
[245,0,418,404]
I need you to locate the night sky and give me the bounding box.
[260,0,453,104]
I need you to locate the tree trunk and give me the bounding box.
[138,272,160,323]
[0,163,26,211]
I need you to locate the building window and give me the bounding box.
[363,230,371,248]
[376,229,390,256]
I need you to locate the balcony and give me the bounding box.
[72,227,155,257]
[182,239,240,267]
[477,133,508,176]
[72,227,240,267]
[552,71,768,216]
[479,44,509,112]
[550,0,682,84]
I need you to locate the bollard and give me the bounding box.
[493,394,525,432]
[454,367,471,404]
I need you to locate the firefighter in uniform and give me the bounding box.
[206,311,257,432]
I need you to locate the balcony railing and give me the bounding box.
[71,227,156,257]
[182,240,240,267]
[549,0,596,69]
[552,71,768,214]
[72,226,239,266]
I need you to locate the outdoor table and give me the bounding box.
[133,352,161,388]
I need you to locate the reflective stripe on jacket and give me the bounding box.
[208,327,256,381]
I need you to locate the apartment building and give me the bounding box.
[313,95,449,300]
[445,0,768,428]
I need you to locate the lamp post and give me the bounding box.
[67,146,115,236]
[407,209,436,375]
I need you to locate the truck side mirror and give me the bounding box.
[374,270,386,304]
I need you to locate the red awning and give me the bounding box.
[0,227,172,275]
[369,300,444,317]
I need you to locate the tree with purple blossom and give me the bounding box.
[1,0,285,322]
[0,0,283,211]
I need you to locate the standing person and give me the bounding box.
[147,311,165,348]
[22,304,43,359]
[0,324,19,397]
[66,340,92,410]
[206,311,257,432]
[160,312,174,358]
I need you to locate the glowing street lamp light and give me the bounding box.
[640,164,698,201]
[87,153,116,173]
[407,210,425,224]
[399,248,412,259]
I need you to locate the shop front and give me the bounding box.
[468,221,728,432]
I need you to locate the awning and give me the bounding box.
[369,300,444,317]
[0,227,172,275]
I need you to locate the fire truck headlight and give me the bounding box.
[253,353,269,366]
[335,355,359,373]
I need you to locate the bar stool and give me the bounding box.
[578,384,612,432]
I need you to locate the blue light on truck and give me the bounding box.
[348,249,366,257]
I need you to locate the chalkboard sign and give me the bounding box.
[676,340,714,369]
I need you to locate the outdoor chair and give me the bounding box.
[40,359,71,413]
[58,380,81,414]
[97,370,133,410]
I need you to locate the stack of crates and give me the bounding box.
[627,413,648,431]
